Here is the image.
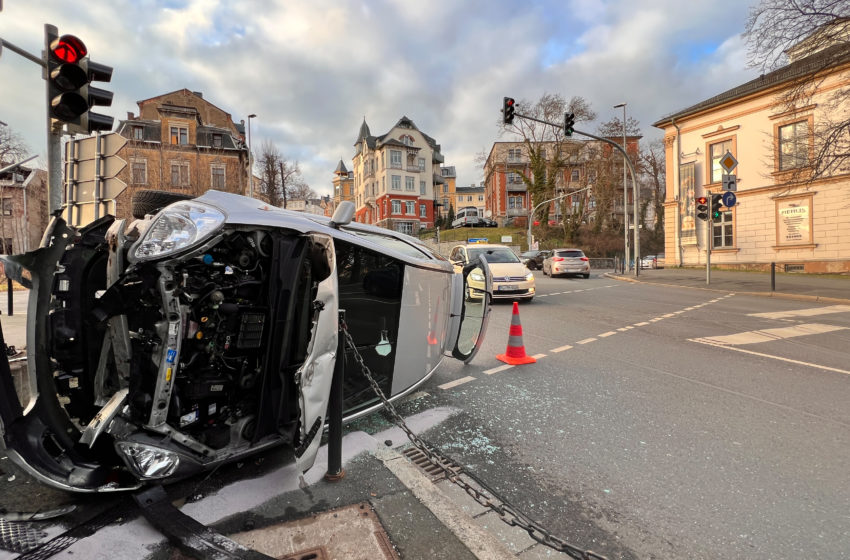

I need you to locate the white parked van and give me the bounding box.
[452,206,479,228]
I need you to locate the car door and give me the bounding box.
[446,255,492,363]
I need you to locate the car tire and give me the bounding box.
[583,273,590,279]
[132,189,194,219]
[527,263,536,270]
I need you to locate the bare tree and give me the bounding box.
[640,139,666,238]
[745,2,850,178]
[257,140,283,206]
[597,116,642,138]
[279,160,313,207]
[0,125,30,166]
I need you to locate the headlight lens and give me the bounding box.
[133,201,224,260]
[470,272,485,282]
[116,442,180,478]
[525,272,534,281]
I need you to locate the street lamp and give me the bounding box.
[247,113,256,198]
[526,185,593,252]
[614,103,629,273]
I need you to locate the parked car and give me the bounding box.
[450,244,534,302]
[640,255,656,269]
[519,250,551,270]
[655,253,665,268]
[543,248,591,278]
[0,191,493,492]
[478,217,498,228]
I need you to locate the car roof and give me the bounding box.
[456,243,512,250]
[551,248,585,252]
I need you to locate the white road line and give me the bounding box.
[438,376,476,390]
[691,339,850,376]
[484,364,513,375]
[649,318,662,322]
[598,331,617,337]
[625,325,634,330]
[748,304,850,320]
[663,313,675,318]
[674,310,685,314]
[695,323,847,346]
[684,307,696,311]
[634,322,650,326]
[577,337,597,344]
[617,327,629,332]
[531,353,547,359]
[550,344,573,353]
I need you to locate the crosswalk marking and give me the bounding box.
[692,323,847,346]
[439,376,476,390]
[748,304,850,320]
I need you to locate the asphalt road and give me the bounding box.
[2,273,849,559]
[424,271,850,559]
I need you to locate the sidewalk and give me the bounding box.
[605,267,850,304]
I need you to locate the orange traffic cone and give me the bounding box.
[496,302,536,365]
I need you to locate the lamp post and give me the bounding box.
[527,186,593,252]
[247,114,256,198]
[614,103,629,273]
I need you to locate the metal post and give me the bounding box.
[247,114,256,198]
[325,310,346,481]
[615,103,629,273]
[771,262,776,291]
[706,194,711,285]
[7,279,12,316]
[45,24,63,216]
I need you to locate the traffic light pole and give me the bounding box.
[45,24,63,216]
[705,190,712,285]
[513,110,641,276]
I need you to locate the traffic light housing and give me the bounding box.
[503,97,515,125]
[45,30,114,134]
[711,194,723,220]
[564,112,575,137]
[696,196,709,220]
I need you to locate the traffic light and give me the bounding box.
[503,97,515,125]
[696,196,709,220]
[45,30,114,134]
[564,112,575,137]
[711,194,723,220]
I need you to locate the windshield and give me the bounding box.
[468,247,520,264]
[556,250,585,258]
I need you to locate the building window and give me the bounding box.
[467,195,473,202]
[170,126,189,145]
[478,194,484,201]
[442,197,449,209]
[392,175,401,190]
[418,157,425,171]
[778,121,810,171]
[133,126,144,140]
[390,150,402,169]
[405,201,415,214]
[171,162,190,187]
[131,160,147,185]
[391,200,401,214]
[420,181,425,194]
[211,165,225,189]
[212,134,222,148]
[508,148,522,162]
[1,238,12,254]
[382,177,386,192]
[405,176,415,191]
[507,171,521,184]
[709,139,733,183]
[508,196,523,209]
[420,204,427,217]
[570,169,580,182]
[1,198,12,216]
[712,211,734,248]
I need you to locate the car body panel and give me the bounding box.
[0,191,491,492]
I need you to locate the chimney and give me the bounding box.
[193,91,203,99]
[127,111,135,120]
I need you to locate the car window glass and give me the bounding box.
[467,248,519,264]
[558,250,584,258]
[341,227,436,260]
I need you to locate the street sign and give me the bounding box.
[74,132,126,160]
[75,176,128,200]
[468,238,488,244]
[722,191,737,208]
[719,151,738,173]
[721,174,737,192]
[77,156,127,180]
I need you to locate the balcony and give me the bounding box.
[506,182,526,192]
[506,207,527,217]
[506,156,526,166]
[406,167,421,173]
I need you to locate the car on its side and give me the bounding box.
[449,244,534,302]
[519,250,551,271]
[543,248,591,278]
[0,191,493,493]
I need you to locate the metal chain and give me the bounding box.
[340,322,607,560]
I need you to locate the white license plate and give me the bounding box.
[498,284,517,291]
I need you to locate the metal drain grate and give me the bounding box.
[784,264,805,273]
[402,447,461,481]
[0,519,47,554]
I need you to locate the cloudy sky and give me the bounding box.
[0,0,762,196]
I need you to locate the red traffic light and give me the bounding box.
[696,196,708,205]
[51,34,87,63]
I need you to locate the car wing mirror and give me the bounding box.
[330,201,355,228]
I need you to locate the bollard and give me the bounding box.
[325,310,346,482]
[7,278,12,316]
[771,262,776,292]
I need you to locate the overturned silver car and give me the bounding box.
[0,190,491,492]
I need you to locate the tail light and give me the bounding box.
[552,257,564,262]
[580,257,589,261]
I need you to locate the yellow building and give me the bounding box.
[438,166,456,221]
[654,37,850,273]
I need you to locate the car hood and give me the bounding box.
[488,262,530,278]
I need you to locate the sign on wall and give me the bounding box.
[776,196,812,246]
[679,162,696,245]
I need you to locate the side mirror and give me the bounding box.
[330,201,355,228]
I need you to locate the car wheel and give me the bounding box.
[583,273,590,279]
[132,189,194,219]
[527,262,536,270]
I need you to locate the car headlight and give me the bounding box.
[133,201,225,261]
[116,442,180,478]
[470,272,485,282]
[525,272,534,281]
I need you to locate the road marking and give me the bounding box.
[748,304,850,320]
[439,376,477,390]
[617,327,629,332]
[484,364,513,375]
[693,323,847,346]
[624,325,634,330]
[550,344,573,353]
[650,318,663,322]
[663,313,675,318]
[634,321,649,326]
[684,307,696,311]
[598,331,617,338]
[576,337,596,344]
[691,339,850,376]
[531,353,547,359]
[674,310,685,314]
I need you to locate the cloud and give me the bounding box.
[0,0,760,197]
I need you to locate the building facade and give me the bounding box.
[332,159,354,214]
[0,167,48,257]
[438,166,457,220]
[349,116,445,234]
[453,183,485,219]
[653,40,850,272]
[112,89,250,219]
